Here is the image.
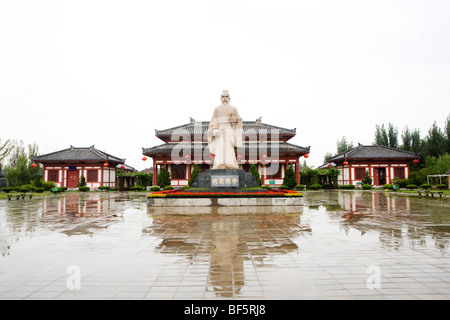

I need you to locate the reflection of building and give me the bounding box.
[142,118,310,187]
[333,191,450,251]
[42,193,118,218]
[323,144,420,186]
[337,190,411,214]
[34,145,126,189]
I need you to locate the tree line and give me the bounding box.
[0,139,42,187]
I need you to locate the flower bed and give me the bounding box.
[148,188,303,198]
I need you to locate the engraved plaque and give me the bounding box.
[211,175,239,187]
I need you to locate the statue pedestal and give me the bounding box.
[191,169,258,191]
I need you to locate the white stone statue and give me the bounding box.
[207,90,243,169]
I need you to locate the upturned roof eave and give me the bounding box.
[327,144,421,162]
[33,146,125,164]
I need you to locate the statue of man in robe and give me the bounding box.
[207,90,243,169]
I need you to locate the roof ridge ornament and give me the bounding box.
[256,116,262,123]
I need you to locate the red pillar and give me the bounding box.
[295,159,300,184]
[152,157,157,186]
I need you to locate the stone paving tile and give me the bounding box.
[1,192,450,300]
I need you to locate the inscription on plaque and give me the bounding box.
[211,175,239,187]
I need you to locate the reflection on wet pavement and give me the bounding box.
[144,211,310,298]
[0,191,449,299]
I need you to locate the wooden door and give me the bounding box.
[67,170,79,188]
[378,168,386,185]
[373,169,379,185]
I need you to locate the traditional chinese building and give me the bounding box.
[33,145,126,189]
[142,118,310,187]
[322,144,420,186]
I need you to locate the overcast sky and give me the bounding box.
[1,0,449,170]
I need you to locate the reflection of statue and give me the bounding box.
[144,210,305,298]
[208,90,243,169]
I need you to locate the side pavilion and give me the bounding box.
[322,144,420,186]
[33,145,125,189]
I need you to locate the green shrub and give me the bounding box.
[420,183,431,190]
[408,169,427,186]
[436,184,447,190]
[157,167,171,188]
[392,177,408,188]
[98,186,111,191]
[282,164,297,189]
[150,186,161,191]
[58,187,68,192]
[361,170,372,185]
[188,164,201,187]
[250,164,262,187]
[78,176,87,188]
[41,180,56,190]
[308,183,322,190]
[294,184,305,190]
[181,185,191,190]
[406,184,418,190]
[261,185,272,190]
[163,185,174,190]
[1,187,15,193]
[362,184,372,190]
[18,185,31,193]
[383,184,393,190]
[78,186,90,192]
[340,184,355,190]
[34,187,45,193]
[278,185,289,189]
[130,186,145,191]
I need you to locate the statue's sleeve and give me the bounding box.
[207,108,219,155]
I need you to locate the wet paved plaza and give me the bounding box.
[0,191,449,300]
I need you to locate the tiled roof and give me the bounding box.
[34,145,125,164]
[327,144,420,162]
[117,163,136,171]
[318,162,336,169]
[142,141,309,156]
[154,120,297,142]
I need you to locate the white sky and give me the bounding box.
[1,0,449,170]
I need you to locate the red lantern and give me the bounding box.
[121,165,125,169]
[32,163,37,168]
[413,159,419,163]
[104,162,109,167]
[343,161,348,166]
[327,164,332,168]
[185,154,190,159]
[210,154,215,158]
[142,157,147,161]
[237,154,242,159]
[304,154,309,158]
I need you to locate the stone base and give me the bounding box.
[148,205,304,215]
[147,197,303,207]
[191,169,259,190]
